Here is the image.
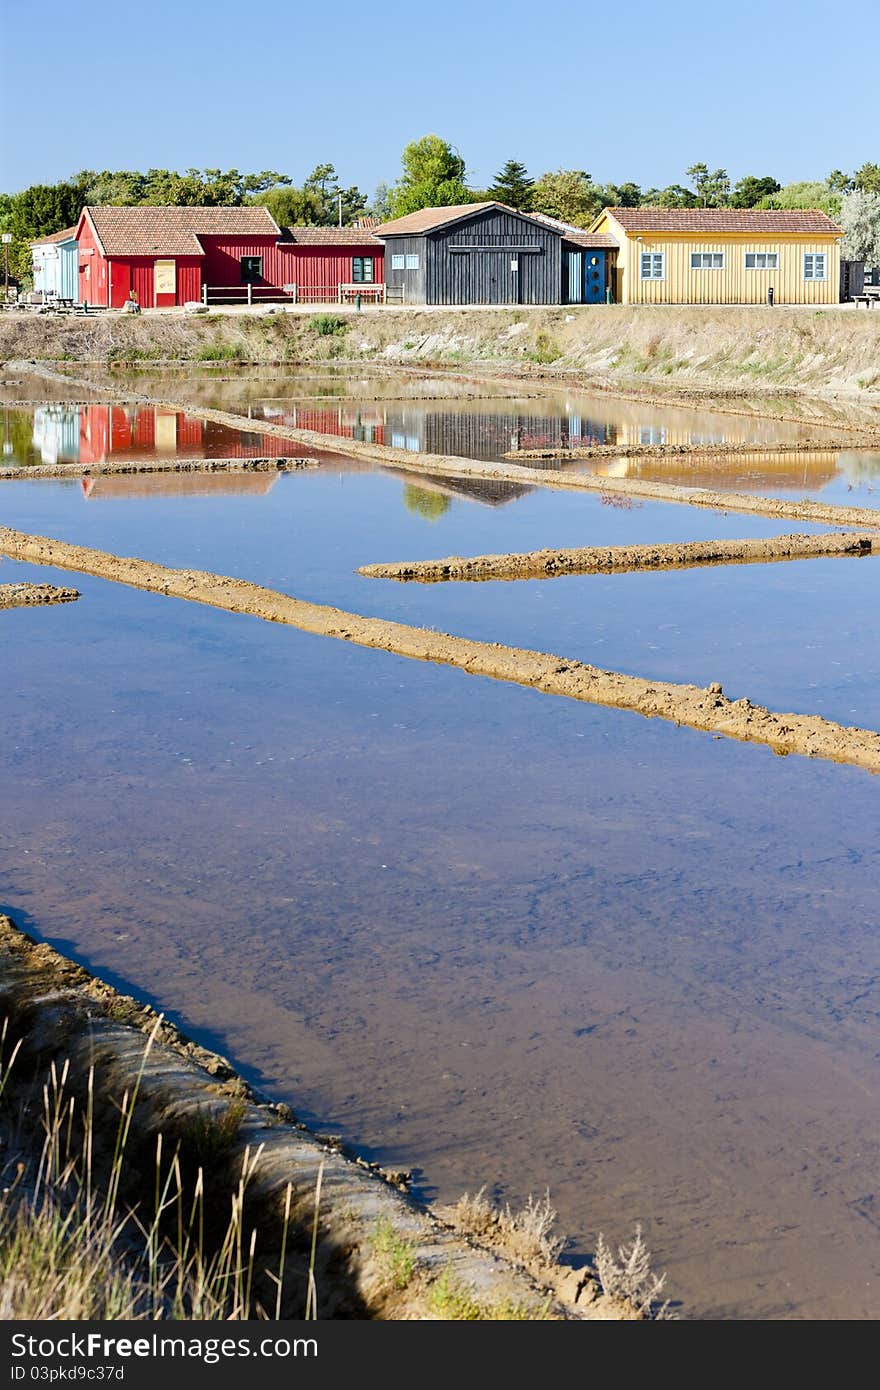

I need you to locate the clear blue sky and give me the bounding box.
[3,0,876,195]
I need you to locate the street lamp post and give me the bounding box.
[1,234,12,301]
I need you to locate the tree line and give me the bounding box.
[3,137,879,284]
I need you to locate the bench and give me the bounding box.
[853,290,880,307]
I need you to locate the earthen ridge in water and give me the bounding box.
[358,532,877,582]
[2,525,880,776]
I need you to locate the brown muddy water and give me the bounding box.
[3,379,880,1319]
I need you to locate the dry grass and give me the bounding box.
[449,1186,564,1268]
[0,1021,295,1320]
[595,1224,675,1319]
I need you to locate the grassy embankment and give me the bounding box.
[2,305,880,399]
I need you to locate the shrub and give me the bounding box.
[308,315,348,337]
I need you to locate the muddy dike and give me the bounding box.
[359,532,877,583]
[0,913,647,1320]
[3,524,880,776]
[0,582,80,607]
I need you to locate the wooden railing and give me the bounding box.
[202,284,388,306]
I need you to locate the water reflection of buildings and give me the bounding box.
[253,394,837,463]
[31,404,297,468]
[587,451,842,494]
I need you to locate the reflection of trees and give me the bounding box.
[838,452,880,488]
[4,408,42,467]
[403,484,451,521]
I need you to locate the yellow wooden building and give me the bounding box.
[590,208,843,305]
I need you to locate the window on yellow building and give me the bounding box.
[745,252,779,270]
[690,252,724,269]
[803,253,827,281]
[640,253,664,280]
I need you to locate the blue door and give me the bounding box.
[584,251,605,303]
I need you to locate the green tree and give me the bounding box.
[605,181,642,207]
[853,162,880,193]
[827,168,853,194]
[654,184,697,207]
[490,159,534,211]
[388,135,472,217]
[761,180,841,216]
[730,174,781,207]
[840,192,880,264]
[530,169,601,227]
[370,182,394,221]
[254,185,324,227]
[685,163,730,206]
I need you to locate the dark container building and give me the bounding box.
[376,202,616,305]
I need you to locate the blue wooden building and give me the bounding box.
[30,227,79,300]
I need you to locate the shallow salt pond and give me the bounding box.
[4,387,880,1320]
[3,558,880,1320]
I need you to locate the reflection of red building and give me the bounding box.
[76,405,297,464]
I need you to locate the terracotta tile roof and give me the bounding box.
[375,202,506,235]
[604,207,842,236]
[84,205,280,256]
[279,226,383,247]
[30,226,79,246]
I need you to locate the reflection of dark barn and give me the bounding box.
[383,407,610,460]
[376,202,616,305]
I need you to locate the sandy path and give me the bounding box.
[358,531,877,582]
[3,524,880,775]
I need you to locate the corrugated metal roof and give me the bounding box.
[84,206,281,256]
[604,208,843,235]
[279,226,383,246]
[30,226,79,246]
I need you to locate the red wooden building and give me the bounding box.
[74,206,383,308]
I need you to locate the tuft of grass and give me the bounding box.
[308,315,348,337]
[527,331,561,365]
[372,1216,416,1290]
[195,343,245,362]
[427,1265,540,1321]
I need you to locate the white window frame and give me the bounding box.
[391,254,405,271]
[690,252,725,270]
[745,251,779,270]
[405,253,419,271]
[640,251,664,281]
[803,252,827,281]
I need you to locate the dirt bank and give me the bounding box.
[358,531,877,582]
[4,304,880,401]
[0,911,644,1320]
[12,361,880,531]
[0,581,80,607]
[3,524,880,775]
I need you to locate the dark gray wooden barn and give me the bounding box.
[377,202,616,305]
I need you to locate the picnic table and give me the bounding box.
[853,288,880,307]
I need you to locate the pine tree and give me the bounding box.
[490,159,534,211]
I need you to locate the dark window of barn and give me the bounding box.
[240,256,263,284]
[352,257,374,283]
